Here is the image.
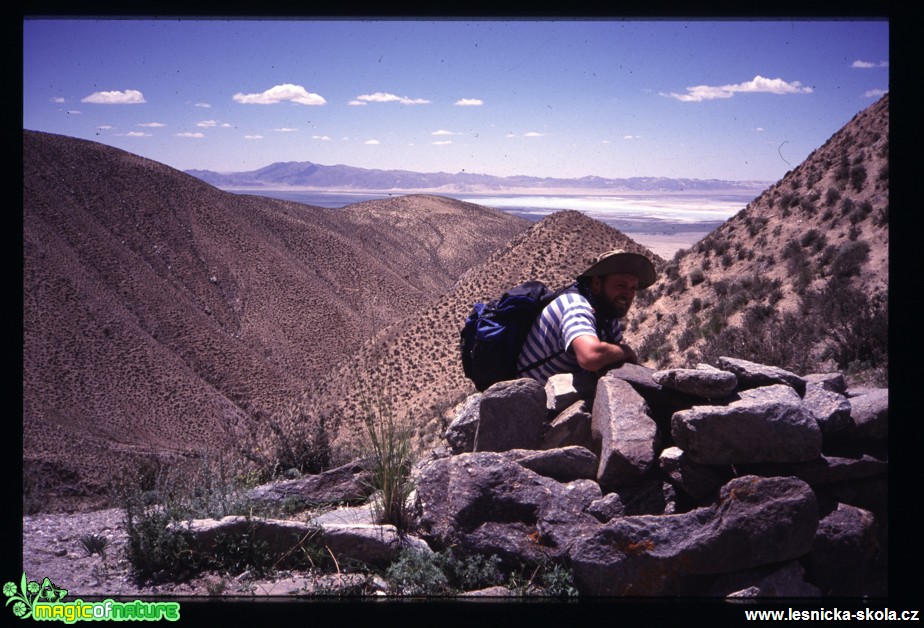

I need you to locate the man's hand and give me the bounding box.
[617,342,638,364]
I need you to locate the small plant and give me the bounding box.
[359,390,415,531]
[385,550,451,595]
[689,267,705,286]
[507,558,579,597]
[79,534,109,558]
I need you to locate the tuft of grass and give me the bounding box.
[359,391,416,531]
[79,534,109,558]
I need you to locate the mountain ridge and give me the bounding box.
[185,160,771,194]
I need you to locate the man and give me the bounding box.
[517,249,657,383]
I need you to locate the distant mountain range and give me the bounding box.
[185,161,771,193]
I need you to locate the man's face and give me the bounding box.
[590,273,639,319]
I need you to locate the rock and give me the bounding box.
[545,373,583,414]
[717,356,807,396]
[246,460,371,505]
[414,452,599,565]
[652,364,738,399]
[805,503,886,597]
[671,385,822,464]
[604,361,700,428]
[474,378,547,452]
[804,372,847,394]
[592,374,659,490]
[444,393,481,454]
[503,446,598,483]
[177,516,429,567]
[843,388,888,440]
[570,476,819,596]
[540,399,593,450]
[803,384,852,435]
[460,585,516,597]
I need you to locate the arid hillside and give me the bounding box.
[629,93,888,383]
[306,210,666,458]
[23,130,527,506]
[306,94,889,459]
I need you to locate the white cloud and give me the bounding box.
[852,60,889,68]
[176,132,204,138]
[432,130,459,136]
[348,100,367,106]
[244,135,264,140]
[274,127,298,132]
[119,131,150,137]
[863,89,888,98]
[601,140,610,144]
[623,135,640,140]
[312,135,332,141]
[455,98,484,106]
[138,122,165,128]
[197,120,218,127]
[661,75,813,102]
[51,97,65,103]
[755,127,765,132]
[233,84,326,106]
[505,133,517,138]
[365,139,380,145]
[195,102,211,108]
[432,140,453,145]
[98,125,112,130]
[524,132,545,137]
[355,92,430,105]
[82,89,146,104]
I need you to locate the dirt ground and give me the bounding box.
[19,508,378,600]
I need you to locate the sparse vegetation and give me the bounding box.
[359,390,416,531]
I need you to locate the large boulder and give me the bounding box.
[592,374,659,490]
[652,364,738,399]
[414,452,599,565]
[444,393,481,454]
[804,503,886,597]
[718,356,807,395]
[474,378,547,452]
[246,460,372,505]
[569,475,818,596]
[671,385,822,464]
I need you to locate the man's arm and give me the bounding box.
[571,334,637,372]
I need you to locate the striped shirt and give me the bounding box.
[516,287,623,383]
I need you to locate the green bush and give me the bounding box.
[385,549,504,595]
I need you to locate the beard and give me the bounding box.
[596,296,630,320]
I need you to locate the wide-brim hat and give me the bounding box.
[578,249,658,289]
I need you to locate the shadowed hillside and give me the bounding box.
[305,210,666,457]
[23,130,527,506]
[630,93,888,383]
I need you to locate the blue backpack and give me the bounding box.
[460,281,569,391]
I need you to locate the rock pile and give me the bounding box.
[433,356,887,596]
[181,356,887,597]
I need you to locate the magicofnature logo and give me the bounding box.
[4,573,180,622]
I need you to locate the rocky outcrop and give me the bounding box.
[178,355,886,597]
[431,356,886,596]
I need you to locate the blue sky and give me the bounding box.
[23,19,888,182]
